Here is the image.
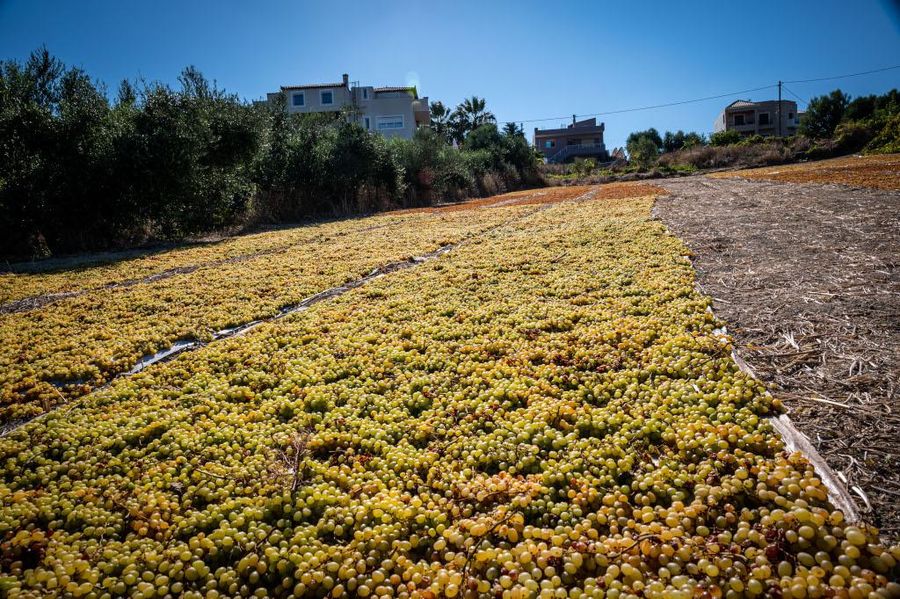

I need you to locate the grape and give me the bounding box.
[1,195,897,597]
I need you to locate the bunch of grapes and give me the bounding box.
[1,197,896,598]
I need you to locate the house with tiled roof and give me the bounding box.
[714,99,802,137]
[267,74,430,139]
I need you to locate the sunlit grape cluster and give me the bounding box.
[0,212,423,303]
[1,195,897,598]
[0,206,534,424]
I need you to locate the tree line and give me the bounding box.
[797,88,899,153]
[622,88,899,168]
[0,50,540,259]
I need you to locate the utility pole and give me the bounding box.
[777,80,783,137]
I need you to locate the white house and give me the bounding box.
[267,74,430,140]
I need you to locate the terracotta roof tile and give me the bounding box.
[727,100,758,108]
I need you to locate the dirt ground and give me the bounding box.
[711,153,900,190]
[655,176,900,539]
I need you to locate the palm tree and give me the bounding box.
[448,96,496,143]
[429,100,452,142]
[447,109,468,146]
[502,122,524,137]
[457,96,495,131]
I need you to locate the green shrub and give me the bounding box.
[833,121,876,153]
[572,157,596,177]
[662,130,706,152]
[625,129,662,169]
[864,113,900,154]
[389,128,474,205]
[0,50,540,259]
[738,134,766,146]
[0,50,265,257]
[122,68,264,237]
[627,136,660,168]
[626,128,663,153]
[800,89,849,139]
[709,130,742,146]
[461,148,494,178]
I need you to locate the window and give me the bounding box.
[788,112,794,119]
[544,140,555,149]
[758,112,770,125]
[734,114,745,126]
[320,90,334,105]
[364,117,370,130]
[376,115,404,130]
[362,88,368,100]
[292,92,305,107]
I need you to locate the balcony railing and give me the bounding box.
[565,143,604,150]
[547,143,607,164]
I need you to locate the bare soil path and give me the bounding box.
[654,175,900,539]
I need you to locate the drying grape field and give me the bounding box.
[657,163,900,541]
[709,154,900,191]
[1,181,899,598]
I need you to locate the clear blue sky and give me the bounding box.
[1,0,898,149]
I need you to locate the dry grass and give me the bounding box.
[712,153,900,190]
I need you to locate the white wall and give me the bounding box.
[268,86,425,140]
[361,93,418,139]
[281,86,352,115]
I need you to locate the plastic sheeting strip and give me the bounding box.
[705,292,862,522]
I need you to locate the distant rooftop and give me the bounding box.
[535,117,604,135]
[727,100,757,108]
[725,99,797,109]
[373,86,418,98]
[281,82,346,91]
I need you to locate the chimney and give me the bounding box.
[342,73,349,87]
[572,114,576,126]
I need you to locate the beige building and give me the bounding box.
[714,99,801,137]
[267,74,430,139]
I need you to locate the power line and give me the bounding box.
[783,64,900,84]
[514,84,777,124]
[782,85,808,106]
[506,64,899,126]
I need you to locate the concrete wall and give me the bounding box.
[533,122,606,161]
[267,84,428,140]
[716,100,800,136]
[281,86,352,115]
[359,92,418,140]
[714,110,727,133]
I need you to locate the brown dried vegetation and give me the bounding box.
[712,153,900,190]
[656,175,900,540]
